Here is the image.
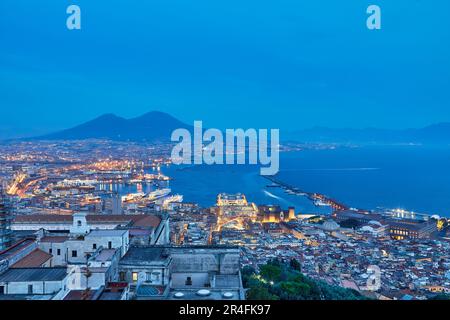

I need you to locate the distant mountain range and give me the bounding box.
[34,111,193,142]
[284,123,450,144]
[29,111,450,145]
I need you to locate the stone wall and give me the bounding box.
[169,247,240,275]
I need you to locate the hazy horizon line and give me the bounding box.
[1,109,450,141]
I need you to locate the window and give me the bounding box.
[49,248,52,254]
[93,243,97,250]
[72,250,77,257]
[132,272,138,282]
[0,286,4,295]
[108,241,112,249]
[119,272,126,281]
[57,249,61,256]
[28,285,33,294]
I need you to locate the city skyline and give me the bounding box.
[2,0,450,306]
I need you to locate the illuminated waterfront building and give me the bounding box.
[259,205,296,223]
[387,219,438,240]
[216,193,248,207]
[215,194,257,219]
[332,210,382,224]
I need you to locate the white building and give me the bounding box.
[0,267,69,298]
[13,213,169,246]
[84,230,129,258]
[38,229,130,266]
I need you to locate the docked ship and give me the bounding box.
[127,178,144,184]
[162,194,183,205]
[314,199,330,207]
[144,173,170,181]
[121,192,146,203]
[146,188,171,201]
[85,195,101,202]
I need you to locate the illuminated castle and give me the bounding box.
[259,205,296,223]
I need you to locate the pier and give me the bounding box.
[263,175,349,211]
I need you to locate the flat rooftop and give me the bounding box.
[40,236,69,243]
[86,229,128,237]
[386,219,434,231]
[0,267,67,282]
[92,249,117,262]
[214,274,241,288]
[168,289,241,300]
[119,246,170,266]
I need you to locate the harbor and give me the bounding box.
[263,175,349,212]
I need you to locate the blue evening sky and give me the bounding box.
[0,0,449,138]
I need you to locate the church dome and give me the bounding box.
[322,220,340,231]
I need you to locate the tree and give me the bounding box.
[430,293,450,300]
[242,265,256,277]
[278,281,311,299]
[241,266,257,288]
[247,287,279,300]
[243,260,367,300]
[259,264,282,282]
[290,258,301,272]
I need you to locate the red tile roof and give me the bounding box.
[14,214,161,228]
[14,214,130,223]
[129,215,161,228]
[11,249,52,268]
[63,289,97,300]
[40,236,69,243]
[0,239,36,260]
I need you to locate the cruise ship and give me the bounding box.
[127,178,144,184]
[58,179,98,187]
[121,192,145,203]
[147,188,171,201]
[162,194,183,205]
[85,195,101,202]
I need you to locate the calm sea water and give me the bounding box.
[161,163,330,214]
[277,145,450,216]
[108,146,450,216]
[158,145,450,217]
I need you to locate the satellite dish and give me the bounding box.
[196,289,211,297]
[222,292,234,299]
